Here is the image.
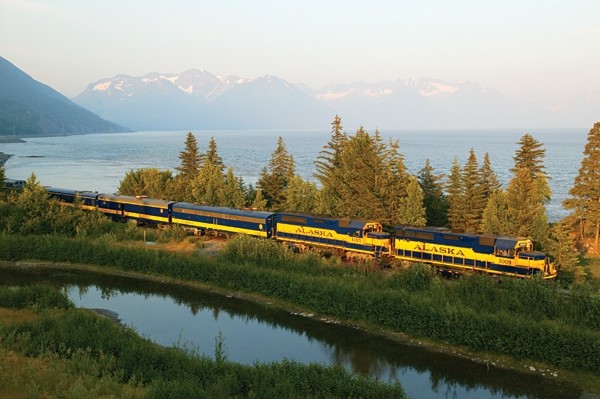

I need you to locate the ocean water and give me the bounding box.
[1,128,588,221]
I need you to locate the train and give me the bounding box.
[45,186,558,280]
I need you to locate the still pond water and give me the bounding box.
[0,267,581,399]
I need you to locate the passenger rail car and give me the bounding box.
[44,187,98,211]
[171,203,275,238]
[96,194,173,225]
[393,226,557,279]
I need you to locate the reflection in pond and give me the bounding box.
[0,267,580,399]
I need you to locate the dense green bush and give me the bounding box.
[0,284,73,310]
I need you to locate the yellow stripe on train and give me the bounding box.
[171,218,269,238]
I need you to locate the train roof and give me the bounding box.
[172,202,276,219]
[46,187,101,198]
[276,212,374,231]
[98,193,173,207]
[395,225,531,249]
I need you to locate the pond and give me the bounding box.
[0,266,580,399]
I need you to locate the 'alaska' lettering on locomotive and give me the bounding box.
[413,243,465,256]
[295,227,334,238]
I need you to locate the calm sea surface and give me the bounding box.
[1,128,588,221]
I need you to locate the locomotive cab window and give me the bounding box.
[496,248,515,258]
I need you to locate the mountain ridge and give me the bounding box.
[0,56,130,136]
[74,69,599,130]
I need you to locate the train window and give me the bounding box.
[416,232,434,241]
[442,234,459,240]
[496,249,515,258]
[479,236,495,246]
[281,215,307,224]
[396,230,406,237]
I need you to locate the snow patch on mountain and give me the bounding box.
[93,81,111,91]
[418,82,457,97]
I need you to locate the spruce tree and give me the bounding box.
[481,190,511,235]
[257,137,295,209]
[564,122,600,253]
[174,132,202,201]
[418,159,448,227]
[336,127,386,220]
[461,148,487,233]
[397,176,427,226]
[507,134,551,245]
[314,115,347,215]
[506,167,549,245]
[251,189,268,210]
[383,138,410,225]
[511,133,551,201]
[548,221,579,273]
[221,167,246,208]
[283,175,318,214]
[480,152,502,198]
[176,132,202,179]
[191,137,227,205]
[446,157,464,231]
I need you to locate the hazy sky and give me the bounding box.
[1,0,599,101]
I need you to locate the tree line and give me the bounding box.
[1,118,598,276]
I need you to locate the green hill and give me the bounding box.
[0,56,130,136]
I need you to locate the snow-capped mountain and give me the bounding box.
[73,71,599,130]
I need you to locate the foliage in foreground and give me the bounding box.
[1,234,600,374]
[0,285,406,399]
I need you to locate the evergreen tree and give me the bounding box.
[383,138,410,225]
[418,159,448,227]
[257,137,295,209]
[461,148,487,233]
[506,167,549,246]
[548,221,579,273]
[175,132,202,179]
[117,168,173,199]
[221,167,246,208]
[204,136,225,172]
[0,165,5,188]
[507,134,551,245]
[283,175,318,214]
[397,176,427,226]
[480,152,502,198]
[174,132,202,201]
[191,138,227,205]
[336,127,386,220]
[314,115,347,215]
[445,157,464,231]
[564,122,600,253]
[511,133,551,202]
[251,189,268,210]
[481,190,512,235]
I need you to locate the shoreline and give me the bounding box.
[0,152,13,166]
[1,259,597,396]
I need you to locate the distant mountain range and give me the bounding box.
[0,56,129,136]
[74,69,600,130]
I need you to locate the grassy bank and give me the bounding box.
[1,234,600,377]
[0,285,406,398]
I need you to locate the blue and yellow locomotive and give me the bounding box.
[45,186,557,280]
